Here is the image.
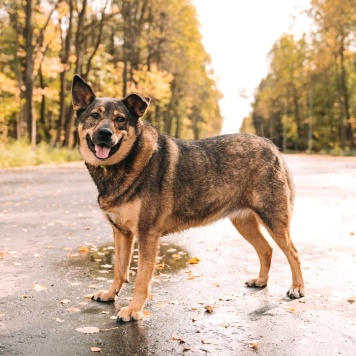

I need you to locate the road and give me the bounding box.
[0,155,355,355]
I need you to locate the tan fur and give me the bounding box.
[71,75,305,323]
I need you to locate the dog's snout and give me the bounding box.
[98,127,113,139]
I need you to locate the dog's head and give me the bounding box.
[71,75,150,166]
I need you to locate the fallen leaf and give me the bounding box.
[168,335,185,343]
[204,305,215,313]
[101,264,112,269]
[79,246,89,253]
[248,340,259,350]
[168,300,179,305]
[156,263,166,270]
[60,299,71,304]
[101,311,109,314]
[33,284,47,292]
[201,338,213,344]
[187,257,201,265]
[143,310,151,318]
[84,294,93,299]
[90,347,101,352]
[67,308,80,313]
[289,307,296,313]
[0,251,6,258]
[88,285,97,289]
[347,296,356,304]
[76,327,100,334]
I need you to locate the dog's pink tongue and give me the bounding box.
[95,145,110,159]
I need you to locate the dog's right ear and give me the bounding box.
[72,75,96,112]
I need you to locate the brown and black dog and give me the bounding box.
[71,75,305,322]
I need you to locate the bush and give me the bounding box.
[0,140,82,168]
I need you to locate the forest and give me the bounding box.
[0,0,355,155]
[240,0,356,153]
[0,0,222,150]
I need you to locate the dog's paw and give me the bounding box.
[117,306,142,322]
[286,285,305,299]
[245,278,268,288]
[91,290,115,303]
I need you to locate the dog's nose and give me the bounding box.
[97,127,113,139]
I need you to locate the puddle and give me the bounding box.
[60,241,190,278]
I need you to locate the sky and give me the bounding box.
[192,0,312,134]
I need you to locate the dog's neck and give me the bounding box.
[84,126,159,202]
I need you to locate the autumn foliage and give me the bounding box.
[240,0,356,153]
[0,0,222,148]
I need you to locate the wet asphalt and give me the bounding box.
[0,154,355,355]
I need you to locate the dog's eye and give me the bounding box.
[116,117,126,123]
[90,112,100,119]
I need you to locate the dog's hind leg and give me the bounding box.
[265,222,305,299]
[92,230,134,302]
[230,209,273,288]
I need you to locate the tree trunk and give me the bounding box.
[24,0,35,147]
[339,42,354,149]
[56,0,73,145]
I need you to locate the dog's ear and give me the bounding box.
[72,75,96,112]
[123,94,151,117]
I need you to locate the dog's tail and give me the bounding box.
[282,157,295,213]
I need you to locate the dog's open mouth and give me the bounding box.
[86,134,122,160]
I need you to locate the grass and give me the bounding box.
[0,140,82,168]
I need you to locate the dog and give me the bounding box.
[71,75,305,322]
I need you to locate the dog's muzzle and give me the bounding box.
[86,128,122,160]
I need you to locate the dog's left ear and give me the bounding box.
[123,94,151,117]
[72,75,96,112]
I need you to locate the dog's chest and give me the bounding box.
[100,198,142,236]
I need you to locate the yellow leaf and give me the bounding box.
[187,257,201,264]
[143,310,151,318]
[84,294,93,299]
[347,297,356,304]
[156,263,165,270]
[79,246,89,253]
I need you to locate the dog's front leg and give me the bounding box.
[117,234,159,322]
[92,230,134,302]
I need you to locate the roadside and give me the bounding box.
[0,155,355,355]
